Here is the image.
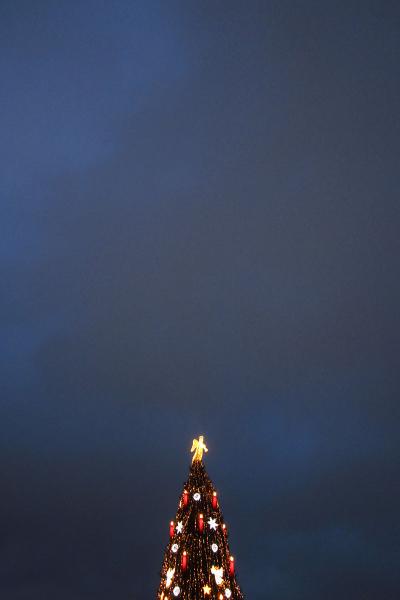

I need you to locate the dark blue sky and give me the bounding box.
[1,1,399,599]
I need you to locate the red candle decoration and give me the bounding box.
[222,523,227,536]
[181,550,188,571]
[229,555,235,576]
[169,521,175,539]
[198,513,204,533]
[212,491,218,509]
[183,489,189,507]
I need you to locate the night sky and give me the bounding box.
[1,2,400,599]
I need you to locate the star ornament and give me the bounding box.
[208,517,218,530]
[166,567,175,588]
[203,584,211,595]
[176,521,183,534]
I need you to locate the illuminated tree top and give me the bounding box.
[156,436,244,599]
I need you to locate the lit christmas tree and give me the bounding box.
[156,436,245,599]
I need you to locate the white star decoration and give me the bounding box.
[176,521,183,534]
[208,517,218,530]
[166,567,175,588]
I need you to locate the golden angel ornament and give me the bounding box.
[191,435,208,462]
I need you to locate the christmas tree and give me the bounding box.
[156,436,244,599]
